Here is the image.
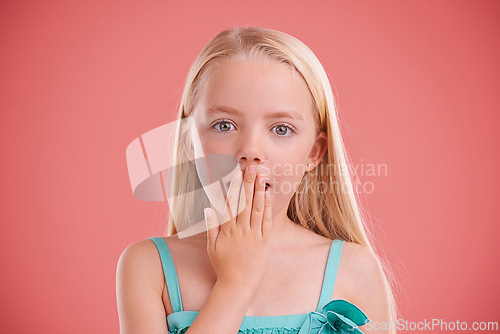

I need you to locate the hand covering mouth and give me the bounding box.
[226,181,271,191]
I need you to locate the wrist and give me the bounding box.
[214,279,259,300]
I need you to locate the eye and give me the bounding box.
[212,120,236,133]
[211,120,296,137]
[272,123,295,137]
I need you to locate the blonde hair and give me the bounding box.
[164,25,399,328]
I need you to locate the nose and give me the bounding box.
[236,132,266,171]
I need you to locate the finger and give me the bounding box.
[221,170,244,228]
[262,188,272,238]
[204,207,219,251]
[237,165,257,228]
[250,172,266,233]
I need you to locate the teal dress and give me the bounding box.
[149,237,370,334]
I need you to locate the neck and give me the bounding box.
[268,204,302,250]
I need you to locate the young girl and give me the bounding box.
[117,26,398,334]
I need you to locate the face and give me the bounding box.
[192,58,326,217]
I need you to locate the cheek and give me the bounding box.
[270,150,309,175]
[269,159,307,194]
[268,168,305,217]
[200,136,231,155]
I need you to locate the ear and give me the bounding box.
[306,131,327,171]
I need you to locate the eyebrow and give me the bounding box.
[206,105,304,121]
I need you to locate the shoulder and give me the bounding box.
[338,241,392,327]
[117,240,155,281]
[118,237,164,268]
[340,241,382,276]
[339,241,386,298]
[116,238,175,333]
[117,237,175,291]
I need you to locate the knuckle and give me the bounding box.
[244,177,254,184]
[253,206,264,214]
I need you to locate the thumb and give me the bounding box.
[204,207,218,250]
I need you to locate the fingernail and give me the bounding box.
[248,165,256,173]
[204,208,212,218]
[257,173,264,183]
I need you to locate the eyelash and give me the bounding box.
[211,119,296,137]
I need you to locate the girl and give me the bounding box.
[117,26,398,334]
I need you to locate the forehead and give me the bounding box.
[198,59,314,120]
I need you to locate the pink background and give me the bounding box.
[1,0,499,333]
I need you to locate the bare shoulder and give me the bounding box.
[116,237,176,334]
[340,242,382,275]
[118,236,185,298]
[120,235,185,280]
[338,241,392,332]
[117,238,168,293]
[338,241,386,298]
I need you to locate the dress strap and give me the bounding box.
[316,239,345,312]
[148,237,183,312]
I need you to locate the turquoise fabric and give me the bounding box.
[149,237,370,334]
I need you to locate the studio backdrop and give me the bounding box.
[0,1,499,333]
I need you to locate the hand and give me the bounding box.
[203,164,273,290]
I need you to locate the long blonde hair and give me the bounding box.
[164,25,399,327]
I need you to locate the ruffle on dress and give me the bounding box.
[167,299,369,334]
[297,299,370,334]
[169,325,302,334]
